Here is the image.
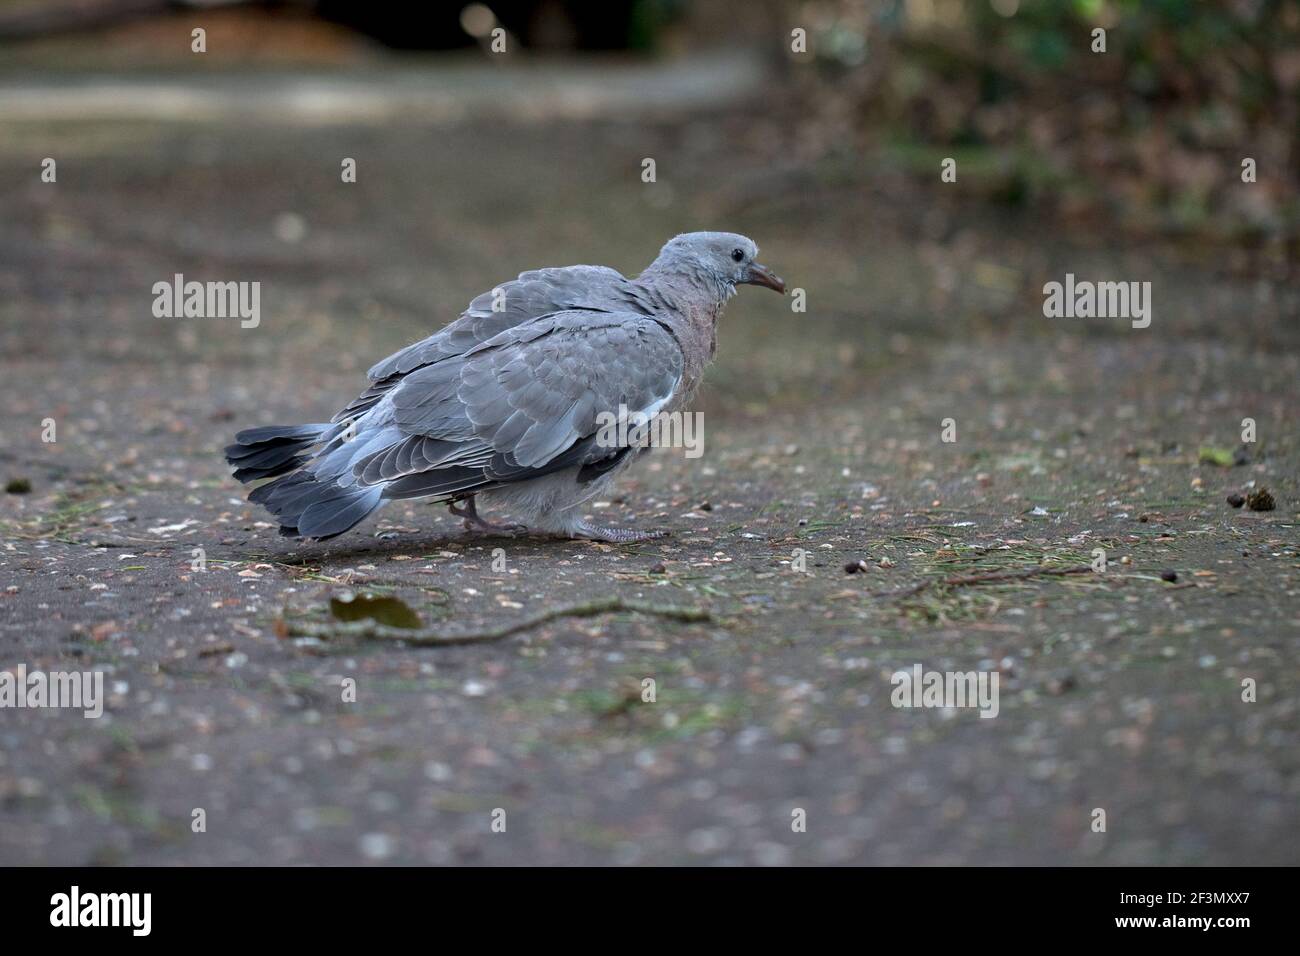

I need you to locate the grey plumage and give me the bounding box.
[226,232,785,542]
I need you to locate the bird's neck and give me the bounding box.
[631,266,734,402]
[634,260,735,321]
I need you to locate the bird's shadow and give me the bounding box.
[237,527,663,565]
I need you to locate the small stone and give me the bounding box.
[1226,493,1245,508]
[649,562,667,575]
[1160,569,1178,582]
[1046,675,1076,695]
[697,501,713,512]
[359,832,394,860]
[424,761,452,782]
[4,478,31,494]
[843,559,868,574]
[1245,488,1275,511]
[273,211,308,243]
[753,841,792,866]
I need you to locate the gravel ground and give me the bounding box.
[0,88,1297,865]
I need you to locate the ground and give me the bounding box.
[0,80,1297,865]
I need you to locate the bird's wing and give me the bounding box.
[332,266,633,425]
[348,311,683,499]
[367,265,630,383]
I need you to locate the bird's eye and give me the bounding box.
[731,248,745,262]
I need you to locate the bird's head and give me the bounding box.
[654,232,786,295]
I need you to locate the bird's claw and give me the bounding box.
[462,519,528,537]
[574,523,670,543]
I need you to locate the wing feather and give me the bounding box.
[349,311,683,498]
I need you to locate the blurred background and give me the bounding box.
[1,0,1295,383]
[0,0,1296,417]
[1,1,1298,866]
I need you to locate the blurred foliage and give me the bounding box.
[784,0,1298,255]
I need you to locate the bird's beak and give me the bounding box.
[743,262,786,294]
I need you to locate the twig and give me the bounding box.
[872,564,1094,600]
[283,596,717,648]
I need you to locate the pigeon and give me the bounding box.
[224,232,785,542]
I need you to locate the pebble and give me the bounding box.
[1246,488,1276,511]
[359,832,395,861]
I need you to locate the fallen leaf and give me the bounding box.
[1198,446,1234,467]
[330,593,422,629]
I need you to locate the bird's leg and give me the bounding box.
[447,496,527,536]
[446,496,477,524]
[573,521,670,543]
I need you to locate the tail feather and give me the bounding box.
[228,422,384,539]
[227,441,308,472]
[232,454,309,483]
[297,487,385,539]
[256,476,328,515]
[245,471,385,540]
[248,470,312,506]
[234,423,330,446]
[225,423,331,483]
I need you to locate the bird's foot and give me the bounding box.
[573,522,670,543]
[468,519,529,537]
[448,498,527,537]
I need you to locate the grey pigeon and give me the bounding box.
[225,232,785,542]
